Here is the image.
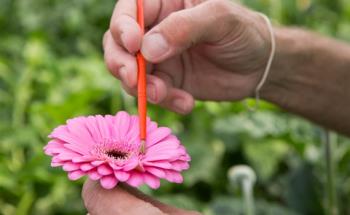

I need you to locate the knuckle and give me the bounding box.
[104,55,118,73]
[122,84,136,96]
[209,0,231,13]
[109,18,122,40]
[162,12,193,45]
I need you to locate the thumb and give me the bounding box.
[141,0,243,63]
[82,180,166,215]
[82,179,201,215]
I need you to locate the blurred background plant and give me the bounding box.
[1,0,350,214]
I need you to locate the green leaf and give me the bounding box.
[244,139,289,181]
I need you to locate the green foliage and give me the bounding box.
[1,0,350,214]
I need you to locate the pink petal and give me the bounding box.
[97,164,113,176]
[126,171,144,187]
[66,117,95,147]
[143,161,172,169]
[85,116,102,142]
[177,154,191,162]
[91,160,105,166]
[144,173,160,189]
[63,163,81,171]
[51,130,90,155]
[51,161,64,167]
[109,162,123,170]
[100,176,118,189]
[146,127,171,147]
[122,157,139,171]
[80,163,95,171]
[45,140,64,149]
[114,111,130,140]
[125,116,139,141]
[164,170,183,183]
[52,156,63,163]
[170,161,190,171]
[49,125,68,139]
[63,143,88,155]
[143,153,176,162]
[146,149,181,158]
[145,167,166,178]
[146,118,158,133]
[96,115,111,139]
[147,139,180,152]
[57,152,81,161]
[114,171,130,182]
[88,170,102,180]
[72,155,95,163]
[68,170,85,181]
[105,115,117,137]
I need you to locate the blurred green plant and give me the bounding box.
[1,0,350,214]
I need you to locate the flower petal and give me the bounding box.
[97,164,113,176]
[114,171,130,182]
[144,173,160,189]
[80,163,95,171]
[91,160,105,166]
[145,167,166,178]
[63,162,81,171]
[68,170,85,181]
[88,170,102,180]
[96,115,111,139]
[72,155,95,163]
[170,161,190,171]
[164,170,183,183]
[143,161,172,169]
[66,117,95,147]
[101,176,118,189]
[85,116,102,142]
[51,161,64,167]
[122,157,138,171]
[146,127,171,147]
[127,171,144,187]
[114,111,131,140]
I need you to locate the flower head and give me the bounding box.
[44,111,190,189]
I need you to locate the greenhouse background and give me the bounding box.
[1,0,350,214]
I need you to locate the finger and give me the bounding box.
[82,180,166,215]
[104,31,138,87]
[141,0,240,63]
[146,75,168,104]
[121,185,201,215]
[82,180,201,215]
[110,0,184,53]
[158,88,195,115]
[121,75,168,104]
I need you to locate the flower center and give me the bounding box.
[105,149,129,160]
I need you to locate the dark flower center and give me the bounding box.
[105,150,129,160]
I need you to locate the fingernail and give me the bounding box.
[119,67,129,85]
[173,98,186,113]
[142,33,169,60]
[147,84,157,103]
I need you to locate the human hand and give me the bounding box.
[104,0,271,114]
[82,179,201,215]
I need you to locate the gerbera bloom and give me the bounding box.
[44,111,190,189]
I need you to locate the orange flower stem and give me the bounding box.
[137,0,147,153]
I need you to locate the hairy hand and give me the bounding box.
[82,179,201,215]
[104,0,271,114]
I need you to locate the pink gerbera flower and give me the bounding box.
[44,111,190,189]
